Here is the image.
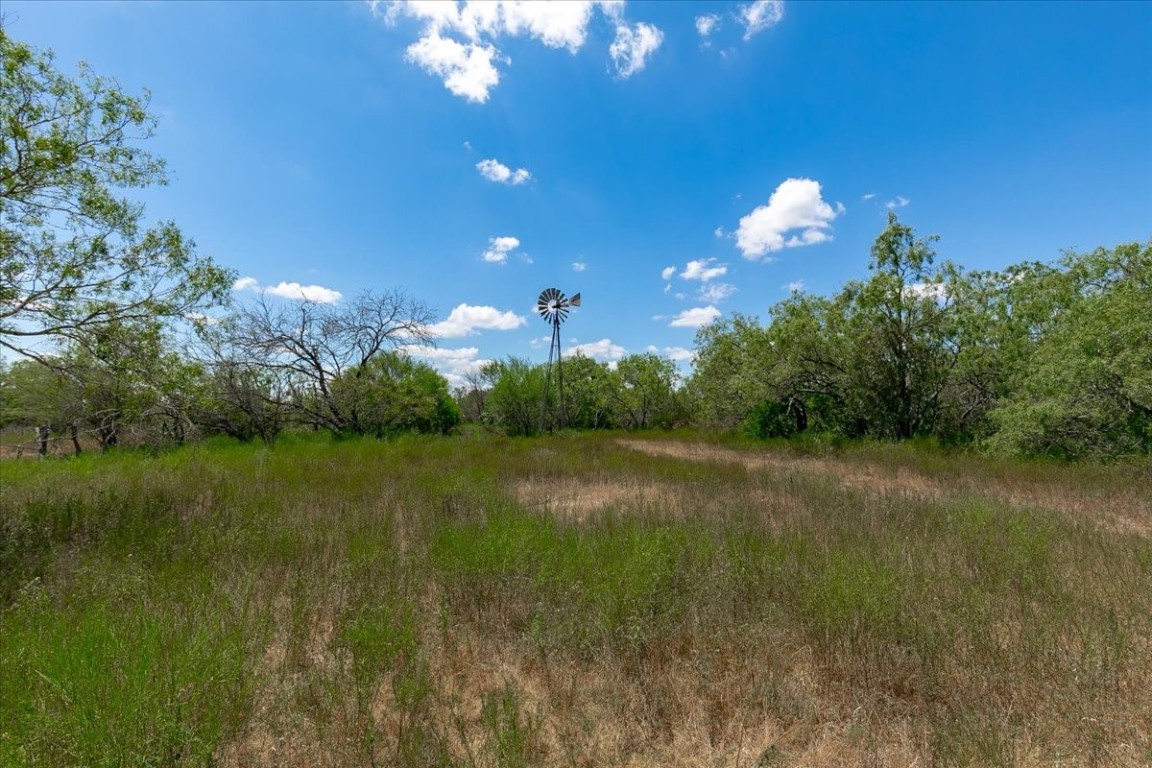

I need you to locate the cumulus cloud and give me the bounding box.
[266,282,344,304]
[660,265,676,281]
[382,1,662,100]
[735,178,842,259]
[400,344,490,384]
[405,31,504,103]
[476,158,531,184]
[886,195,910,209]
[739,0,785,40]
[698,282,737,302]
[785,279,805,293]
[714,226,725,238]
[609,22,663,77]
[482,236,522,264]
[572,261,587,272]
[232,276,343,304]
[669,306,721,328]
[430,303,527,338]
[565,338,626,361]
[680,258,728,282]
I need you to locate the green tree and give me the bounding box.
[608,353,681,429]
[331,351,459,437]
[482,357,546,437]
[689,314,774,431]
[988,241,1152,458]
[840,212,959,439]
[0,30,232,363]
[558,353,614,429]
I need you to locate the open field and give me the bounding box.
[2,434,1150,767]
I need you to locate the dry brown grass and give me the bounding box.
[616,438,1152,537]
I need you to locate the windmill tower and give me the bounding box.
[536,288,580,431]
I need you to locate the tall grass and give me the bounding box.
[1,432,1149,766]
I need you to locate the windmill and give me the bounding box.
[536,288,580,431]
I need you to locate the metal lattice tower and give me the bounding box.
[536,288,580,431]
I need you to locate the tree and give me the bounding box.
[330,351,460,437]
[840,212,958,439]
[608,353,681,429]
[558,353,614,429]
[689,314,774,431]
[211,291,435,433]
[1,30,232,363]
[481,357,546,436]
[988,241,1152,458]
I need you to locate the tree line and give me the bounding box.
[2,30,1148,458]
[689,218,1150,459]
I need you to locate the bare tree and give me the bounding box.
[209,290,435,434]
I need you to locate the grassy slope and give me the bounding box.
[1,433,1149,767]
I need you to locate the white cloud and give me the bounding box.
[739,0,785,41]
[430,303,527,338]
[862,193,876,201]
[476,158,532,185]
[714,226,725,238]
[905,281,947,301]
[660,265,676,281]
[482,236,521,264]
[400,344,490,381]
[383,1,661,100]
[232,276,343,304]
[695,14,720,40]
[886,195,910,209]
[405,31,504,103]
[680,258,728,282]
[698,282,737,302]
[647,344,695,363]
[572,261,587,272]
[785,279,805,293]
[735,177,842,259]
[609,22,663,77]
[265,282,344,304]
[669,306,721,328]
[565,338,625,360]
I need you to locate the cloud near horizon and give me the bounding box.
[565,338,626,360]
[232,276,343,304]
[669,306,721,328]
[430,303,527,338]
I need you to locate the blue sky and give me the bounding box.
[5,1,1150,384]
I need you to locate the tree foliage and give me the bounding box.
[0,30,232,362]
[689,213,1150,458]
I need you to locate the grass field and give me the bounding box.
[1,433,1150,767]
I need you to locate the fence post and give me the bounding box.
[37,425,49,459]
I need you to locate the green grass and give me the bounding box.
[1,432,1149,766]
